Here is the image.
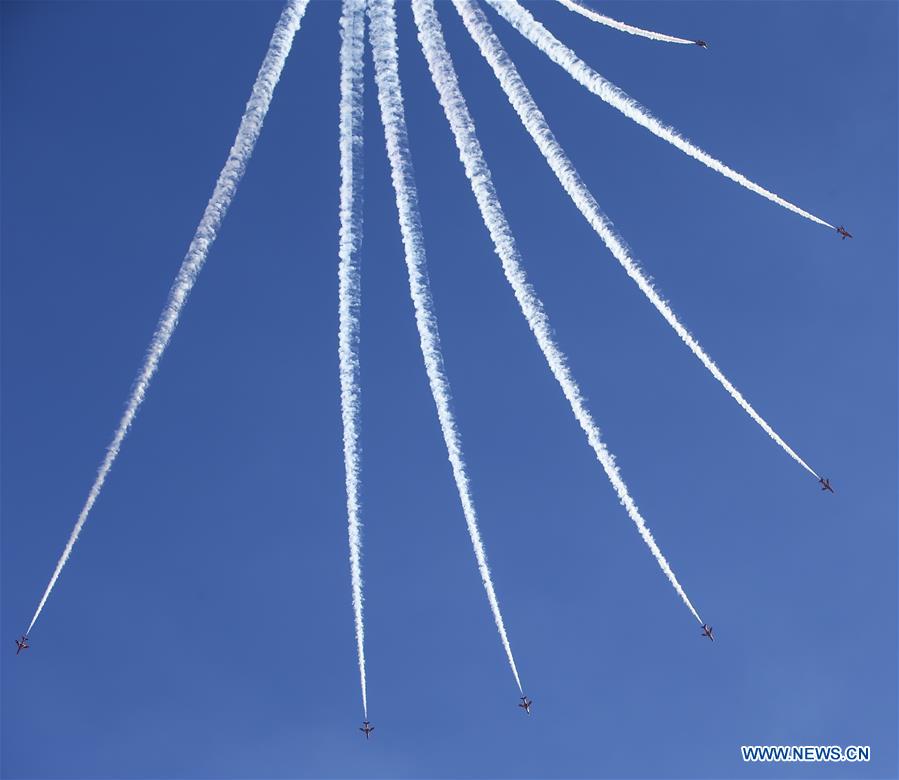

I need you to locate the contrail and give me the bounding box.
[367,0,524,691]
[339,0,369,719]
[555,0,699,46]
[26,0,310,635]
[454,0,820,481]
[482,0,834,229]
[413,0,702,623]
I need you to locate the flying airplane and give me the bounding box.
[359,721,374,739]
[819,477,835,493]
[694,40,708,48]
[836,226,853,240]
[15,635,29,655]
[518,696,533,714]
[701,624,714,642]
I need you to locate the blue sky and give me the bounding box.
[1,1,896,778]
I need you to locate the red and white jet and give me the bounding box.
[518,696,533,714]
[15,635,29,655]
[837,226,853,240]
[701,624,715,642]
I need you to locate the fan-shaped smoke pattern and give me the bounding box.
[454,0,820,481]
[413,0,703,623]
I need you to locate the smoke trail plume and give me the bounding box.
[413,0,702,622]
[482,0,834,229]
[339,0,369,719]
[367,0,524,691]
[454,0,820,480]
[26,0,310,635]
[556,0,698,45]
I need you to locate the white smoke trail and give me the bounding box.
[367,0,524,691]
[412,0,702,623]
[26,0,310,635]
[482,0,834,229]
[454,0,820,481]
[339,0,369,719]
[556,0,698,45]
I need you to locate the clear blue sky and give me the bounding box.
[2,2,896,778]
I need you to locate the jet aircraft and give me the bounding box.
[359,721,374,739]
[819,477,835,493]
[695,40,708,48]
[837,226,853,240]
[518,696,533,714]
[15,635,29,655]
[701,624,715,642]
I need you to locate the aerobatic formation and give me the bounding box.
[17,0,849,739]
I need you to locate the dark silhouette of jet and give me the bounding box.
[819,477,835,493]
[359,721,374,739]
[837,226,853,240]
[15,635,29,655]
[518,696,533,714]
[695,40,708,48]
[701,624,715,642]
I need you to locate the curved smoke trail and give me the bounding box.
[483,0,834,229]
[454,0,820,480]
[26,0,310,635]
[367,0,524,691]
[556,0,699,45]
[338,0,369,719]
[412,0,703,623]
